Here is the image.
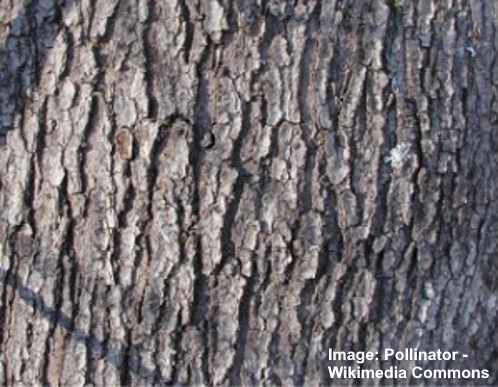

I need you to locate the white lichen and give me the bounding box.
[465,46,476,58]
[386,142,411,169]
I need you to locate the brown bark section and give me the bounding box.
[0,0,497,386]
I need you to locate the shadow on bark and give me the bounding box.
[0,267,167,383]
[0,3,171,382]
[0,0,77,141]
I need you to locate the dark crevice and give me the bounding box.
[120,329,132,386]
[294,276,318,386]
[228,250,258,386]
[297,0,320,127]
[282,220,300,286]
[179,0,194,64]
[58,27,75,81]
[213,101,253,278]
[142,0,158,119]
[267,318,282,383]
[78,95,99,212]
[84,279,99,385]
[189,35,213,386]
[317,177,342,280]
[136,238,152,327]
[326,264,354,352]
[27,97,49,238]
[167,310,184,385]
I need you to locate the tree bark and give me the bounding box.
[0,0,497,386]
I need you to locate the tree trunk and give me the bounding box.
[0,0,497,386]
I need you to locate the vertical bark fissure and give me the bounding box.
[189,35,213,386]
[179,0,194,64]
[215,100,251,278]
[142,0,157,119]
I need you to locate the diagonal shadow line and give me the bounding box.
[1,4,170,382]
[0,267,170,383]
[1,2,174,384]
[0,0,78,140]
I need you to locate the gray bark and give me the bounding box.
[0,0,497,386]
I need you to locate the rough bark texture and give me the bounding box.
[0,0,497,386]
